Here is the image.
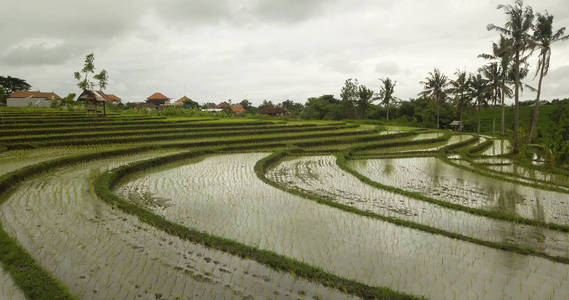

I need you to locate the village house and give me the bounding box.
[146,92,170,106]
[96,91,121,104]
[231,105,246,114]
[6,91,61,107]
[174,96,198,109]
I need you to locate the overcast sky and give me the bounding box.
[1,0,568,104]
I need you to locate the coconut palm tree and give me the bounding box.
[448,70,471,127]
[470,73,489,134]
[527,12,569,143]
[419,68,449,129]
[481,63,502,135]
[479,35,514,136]
[487,0,535,153]
[376,77,397,120]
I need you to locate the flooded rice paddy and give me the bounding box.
[347,157,569,225]
[480,139,512,156]
[267,155,569,258]
[118,153,569,300]
[1,150,350,299]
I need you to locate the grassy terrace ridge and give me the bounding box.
[1,124,356,146]
[0,117,247,130]
[94,148,422,300]
[255,151,569,265]
[5,126,374,149]
[0,116,163,124]
[0,123,322,143]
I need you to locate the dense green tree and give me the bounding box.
[419,68,449,129]
[488,0,534,153]
[356,85,374,119]
[0,76,32,95]
[280,99,304,116]
[239,99,252,110]
[74,53,109,91]
[527,12,569,143]
[258,100,274,110]
[376,77,397,120]
[340,78,359,119]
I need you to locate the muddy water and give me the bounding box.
[348,157,569,226]
[119,153,569,300]
[1,151,351,300]
[268,155,569,259]
[481,139,512,156]
[0,266,25,300]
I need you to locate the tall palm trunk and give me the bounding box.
[477,98,481,134]
[386,103,389,121]
[501,80,505,137]
[436,98,440,129]
[492,89,497,135]
[528,50,546,143]
[513,51,520,154]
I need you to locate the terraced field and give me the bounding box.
[1,108,569,299]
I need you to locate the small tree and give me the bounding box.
[74,53,109,91]
[0,76,32,95]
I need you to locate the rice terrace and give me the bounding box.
[1,0,569,299]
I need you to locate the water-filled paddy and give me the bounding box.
[267,155,569,258]
[1,150,349,299]
[480,139,512,156]
[348,157,569,225]
[118,153,569,300]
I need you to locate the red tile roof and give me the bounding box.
[175,96,191,103]
[9,91,61,100]
[106,94,121,102]
[231,106,246,113]
[95,91,121,103]
[147,92,169,100]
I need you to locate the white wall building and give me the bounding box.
[7,91,61,107]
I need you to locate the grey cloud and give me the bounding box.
[375,61,400,75]
[1,43,72,66]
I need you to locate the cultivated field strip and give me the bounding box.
[265,155,569,259]
[117,153,569,300]
[0,124,319,143]
[347,157,569,225]
[1,151,354,299]
[6,127,376,150]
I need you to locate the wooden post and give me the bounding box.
[103,102,106,116]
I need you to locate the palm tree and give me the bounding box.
[376,77,397,120]
[448,70,471,127]
[470,73,489,134]
[479,35,513,136]
[419,68,449,129]
[527,12,569,143]
[488,0,535,153]
[481,63,501,135]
